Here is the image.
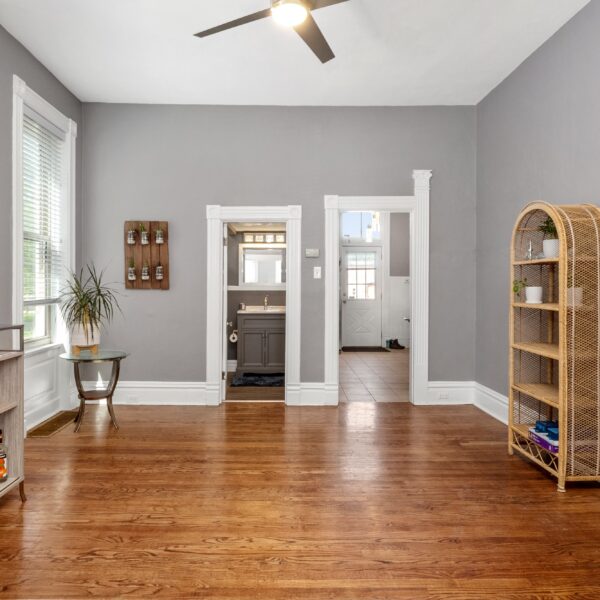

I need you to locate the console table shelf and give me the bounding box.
[0,325,26,502]
[509,203,600,491]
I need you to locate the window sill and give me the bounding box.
[25,342,63,358]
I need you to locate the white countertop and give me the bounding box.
[237,305,286,314]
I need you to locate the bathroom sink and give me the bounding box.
[238,305,286,314]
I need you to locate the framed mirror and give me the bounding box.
[239,243,286,288]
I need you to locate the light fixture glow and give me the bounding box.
[272,1,308,27]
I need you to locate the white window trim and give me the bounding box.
[12,74,77,352]
[324,170,432,405]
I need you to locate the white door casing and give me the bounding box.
[341,247,382,347]
[205,205,301,406]
[324,170,432,405]
[221,223,228,401]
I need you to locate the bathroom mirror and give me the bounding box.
[239,244,286,287]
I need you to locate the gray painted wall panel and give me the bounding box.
[476,1,600,394]
[82,104,477,383]
[0,25,82,324]
[390,213,410,277]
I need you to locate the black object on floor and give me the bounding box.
[231,373,285,387]
[341,346,390,353]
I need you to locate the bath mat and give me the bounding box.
[341,347,390,352]
[231,373,285,387]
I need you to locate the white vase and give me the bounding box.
[568,287,583,307]
[71,325,100,348]
[543,238,559,258]
[525,286,543,304]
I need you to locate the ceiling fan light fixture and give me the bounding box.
[271,0,308,28]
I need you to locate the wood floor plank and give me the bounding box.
[0,403,599,598]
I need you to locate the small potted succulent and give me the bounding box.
[155,264,164,281]
[139,223,149,245]
[60,265,121,353]
[128,258,136,281]
[141,261,150,281]
[513,278,543,304]
[539,216,559,258]
[155,227,165,245]
[127,228,136,245]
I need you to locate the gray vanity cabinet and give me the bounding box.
[237,314,285,374]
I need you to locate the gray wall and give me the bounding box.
[0,25,82,323]
[82,104,476,382]
[476,1,600,394]
[390,213,410,277]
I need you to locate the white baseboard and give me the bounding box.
[473,382,508,424]
[425,381,476,405]
[286,383,339,406]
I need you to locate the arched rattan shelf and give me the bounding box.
[509,202,600,491]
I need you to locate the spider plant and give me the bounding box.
[60,265,121,344]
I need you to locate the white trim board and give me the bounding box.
[324,170,432,406]
[205,205,301,406]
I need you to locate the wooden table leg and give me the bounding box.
[73,363,86,433]
[19,481,27,502]
[106,360,121,430]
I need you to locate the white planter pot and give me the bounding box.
[543,238,559,259]
[140,231,149,245]
[71,325,100,348]
[128,267,136,281]
[568,287,583,307]
[525,286,543,304]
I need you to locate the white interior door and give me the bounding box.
[222,224,228,401]
[341,247,382,347]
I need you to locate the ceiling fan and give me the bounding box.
[194,0,349,63]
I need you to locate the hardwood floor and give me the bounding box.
[1,402,600,598]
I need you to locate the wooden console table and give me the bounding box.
[60,350,128,433]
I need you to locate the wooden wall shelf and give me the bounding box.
[510,202,600,492]
[124,221,169,290]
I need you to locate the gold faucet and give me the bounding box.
[264,294,269,310]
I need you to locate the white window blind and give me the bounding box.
[22,113,64,343]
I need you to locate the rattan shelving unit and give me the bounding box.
[510,202,600,492]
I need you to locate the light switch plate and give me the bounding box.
[305,248,320,258]
[313,266,322,279]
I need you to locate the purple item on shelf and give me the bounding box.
[529,428,559,454]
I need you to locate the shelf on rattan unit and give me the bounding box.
[513,258,559,266]
[512,341,560,360]
[511,426,559,476]
[512,383,559,408]
[512,302,559,312]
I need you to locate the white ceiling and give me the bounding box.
[0,0,589,106]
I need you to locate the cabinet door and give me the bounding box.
[265,330,285,370]
[239,331,265,371]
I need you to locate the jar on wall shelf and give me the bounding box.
[127,229,136,245]
[139,224,149,245]
[155,264,164,281]
[155,229,164,244]
[141,263,150,281]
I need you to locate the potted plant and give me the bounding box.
[127,228,136,245]
[513,278,543,304]
[155,264,164,281]
[139,223,149,245]
[539,216,559,258]
[141,262,150,281]
[128,258,136,281]
[60,265,121,354]
[155,227,164,245]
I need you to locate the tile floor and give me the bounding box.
[339,349,409,403]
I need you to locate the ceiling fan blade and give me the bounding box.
[293,12,335,63]
[195,8,271,38]
[310,0,350,10]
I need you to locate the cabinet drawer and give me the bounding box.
[238,315,285,331]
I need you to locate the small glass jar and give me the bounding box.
[128,266,136,281]
[141,265,150,281]
[140,230,150,245]
[127,230,136,245]
[155,230,164,245]
[155,265,164,280]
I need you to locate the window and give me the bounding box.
[13,76,75,350]
[346,251,376,300]
[341,211,381,243]
[22,114,64,344]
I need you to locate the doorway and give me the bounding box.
[205,205,302,406]
[323,170,432,405]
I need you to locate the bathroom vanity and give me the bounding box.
[236,306,285,374]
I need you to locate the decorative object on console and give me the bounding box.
[538,216,559,258]
[510,202,600,492]
[60,265,121,355]
[124,221,170,290]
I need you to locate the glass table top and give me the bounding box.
[60,350,128,363]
